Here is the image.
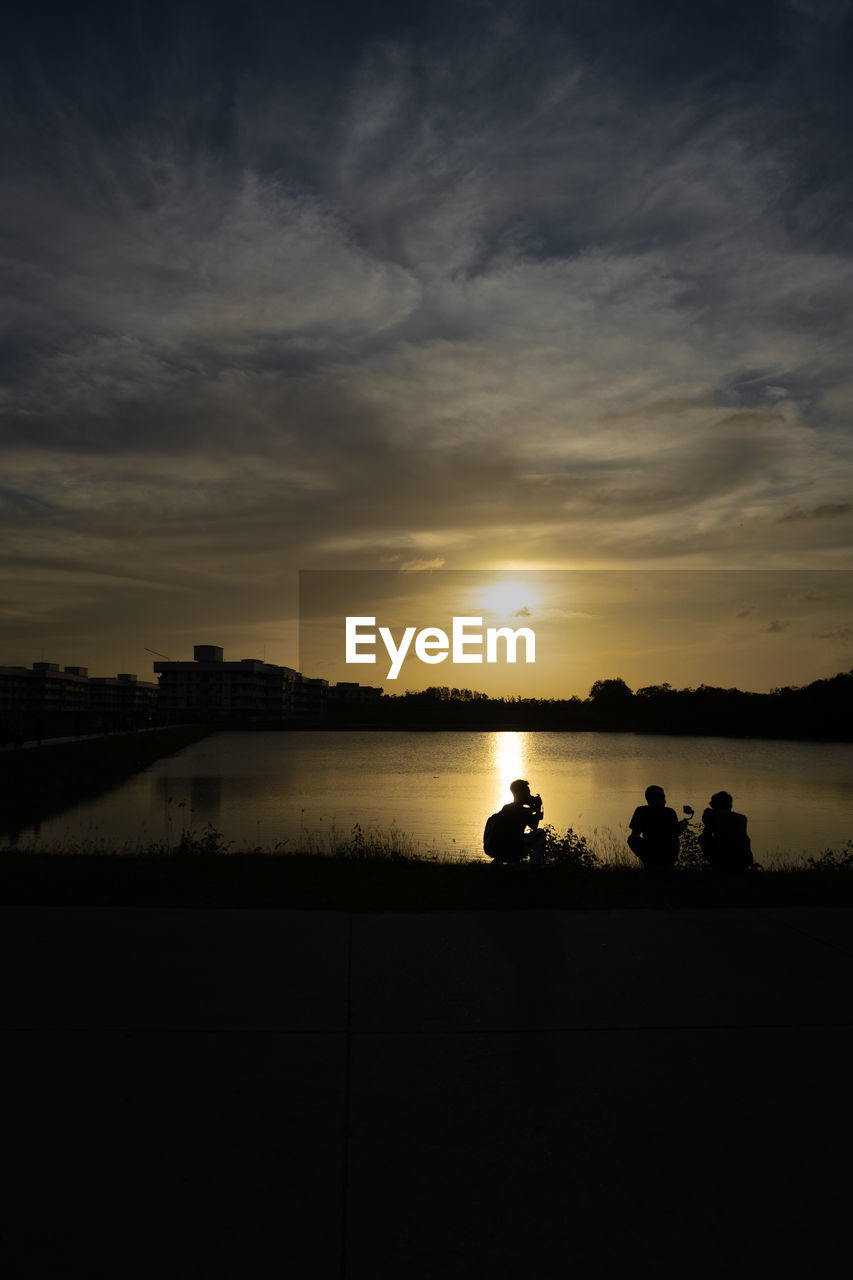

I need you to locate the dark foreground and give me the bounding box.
[3,850,853,909]
[1,902,851,1278]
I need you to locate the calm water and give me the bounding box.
[9,730,853,865]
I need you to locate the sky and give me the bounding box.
[2,0,852,694]
[300,568,853,695]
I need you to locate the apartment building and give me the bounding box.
[0,662,158,742]
[153,645,302,720]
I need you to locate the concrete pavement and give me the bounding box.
[2,906,851,1277]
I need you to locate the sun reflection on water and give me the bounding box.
[491,732,529,810]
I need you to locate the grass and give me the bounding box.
[2,823,853,910]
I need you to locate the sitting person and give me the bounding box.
[699,791,753,872]
[627,785,688,871]
[483,778,546,865]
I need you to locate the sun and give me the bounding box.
[479,579,541,620]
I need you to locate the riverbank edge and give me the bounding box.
[2,852,853,909]
[0,725,214,837]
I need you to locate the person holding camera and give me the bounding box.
[483,778,546,864]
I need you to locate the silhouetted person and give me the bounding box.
[483,778,546,865]
[627,785,688,871]
[699,791,753,872]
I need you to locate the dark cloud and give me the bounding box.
[0,485,60,521]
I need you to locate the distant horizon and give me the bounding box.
[383,665,853,700]
[4,648,851,705]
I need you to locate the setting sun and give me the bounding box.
[479,580,541,620]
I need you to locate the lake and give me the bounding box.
[9,730,853,866]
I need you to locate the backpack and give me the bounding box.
[483,806,518,858]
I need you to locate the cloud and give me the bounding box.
[762,620,790,633]
[1,2,852,673]
[399,557,447,571]
[813,625,853,643]
[715,411,788,430]
[777,502,852,523]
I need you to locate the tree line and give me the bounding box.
[323,669,853,740]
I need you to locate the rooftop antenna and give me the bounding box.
[144,647,173,661]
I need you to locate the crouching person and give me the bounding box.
[700,791,753,872]
[483,779,546,865]
[627,785,688,871]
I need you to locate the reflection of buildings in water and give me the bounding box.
[190,775,222,825]
[157,775,222,832]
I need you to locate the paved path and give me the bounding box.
[2,907,851,1277]
[0,724,187,752]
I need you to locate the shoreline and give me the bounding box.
[0,724,213,838]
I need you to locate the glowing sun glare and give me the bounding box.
[479,580,540,619]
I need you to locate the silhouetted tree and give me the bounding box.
[588,677,633,702]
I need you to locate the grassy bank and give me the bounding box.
[2,849,853,910]
[0,725,213,837]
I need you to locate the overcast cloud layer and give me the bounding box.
[1,0,852,679]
